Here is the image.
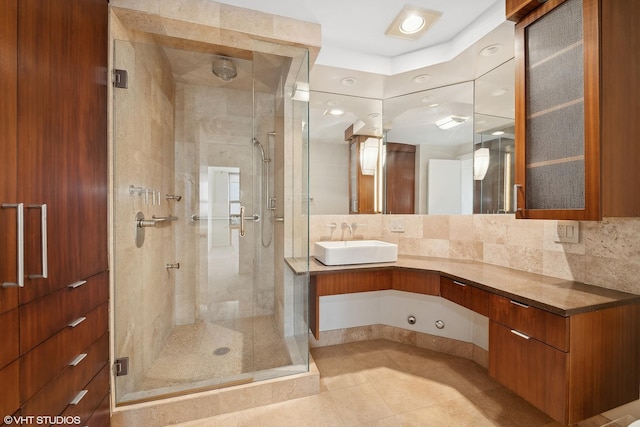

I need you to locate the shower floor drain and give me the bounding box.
[213,347,231,356]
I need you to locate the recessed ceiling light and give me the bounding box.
[368,112,380,118]
[413,74,430,83]
[323,108,344,116]
[401,15,425,34]
[428,103,439,108]
[342,77,356,86]
[385,6,441,41]
[435,115,468,130]
[490,88,508,97]
[491,131,505,136]
[326,100,339,107]
[480,44,502,57]
[421,96,435,104]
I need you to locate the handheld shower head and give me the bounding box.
[253,138,270,163]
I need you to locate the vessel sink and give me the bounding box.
[314,240,398,266]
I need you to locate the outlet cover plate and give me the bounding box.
[554,220,579,244]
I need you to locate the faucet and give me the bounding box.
[341,222,352,238]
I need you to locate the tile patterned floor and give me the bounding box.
[170,339,611,426]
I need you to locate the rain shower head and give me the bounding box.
[212,57,237,82]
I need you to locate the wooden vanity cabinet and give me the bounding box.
[489,293,640,425]
[440,277,489,317]
[513,0,640,220]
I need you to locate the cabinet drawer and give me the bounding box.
[440,277,489,316]
[392,269,439,295]
[22,333,108,418]
[489,293,569,351]
[0,360,19,418]
[20,302,108,402]
[19,271,108,353]
[489,320,568,423]
[84,393,110,427]
[62,363,110,425]
[316,270,392,296]
[0,309,19,369]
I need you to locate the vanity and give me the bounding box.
[286,255,640,425]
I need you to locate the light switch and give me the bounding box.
[554,220,579,243]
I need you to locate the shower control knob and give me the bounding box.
[435,320,445,329]
[407,315,417,325]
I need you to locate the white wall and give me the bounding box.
[319,290,489,351]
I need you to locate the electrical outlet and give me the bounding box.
[554,220,579,244]
[391,219,404,233]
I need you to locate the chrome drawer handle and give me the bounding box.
[2,203,24,288]
[68,280,87,289]
[70,389,88,405]
[510,329,530,340]
[27,204,48,279]
[68,317,86,328]
[69,353,87,367]
[510,300,529,308]
[453,280,466,287]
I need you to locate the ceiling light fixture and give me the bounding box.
[323,108,344,116]
[480,44,502,57]
[435,115,468,130]
[491,131,505,136]
[342,77,356,86]
[490,88,508,97]
[385,6,441,41]
[413,74,430,83]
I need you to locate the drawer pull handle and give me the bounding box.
[68,317,86,328]
[70,389,88,405]
[453,280,466,287]
[68,280,87,289]
[69,353,87,366]
[510,329,530,340]
[510,300,529,308]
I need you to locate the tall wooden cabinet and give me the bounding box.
[0,0,109,425]
[513,0,640,220]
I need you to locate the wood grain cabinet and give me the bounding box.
[0,0,109,425]
[506,0,548,21]
[488,293,640,424]
[440,276,489,317]
[513,0,640,220]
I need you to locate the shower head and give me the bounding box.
[212,57,237,82]
[253,138,270,163]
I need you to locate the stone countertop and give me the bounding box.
[285,255,640,316]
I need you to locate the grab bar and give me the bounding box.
[191,213,260,222]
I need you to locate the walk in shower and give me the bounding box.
[111,32,310,404]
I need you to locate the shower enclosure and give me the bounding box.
[112,37,310,404]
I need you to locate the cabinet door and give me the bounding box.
[489,320,568,423]
[514,0,600,220]
[0,0,21,419]
[17,0,108,303]
[385,143,415,214]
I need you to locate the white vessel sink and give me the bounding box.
[314,240,398,266]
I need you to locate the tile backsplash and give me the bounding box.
[310,214,640,295]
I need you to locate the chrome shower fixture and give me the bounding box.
[212,56,237,82]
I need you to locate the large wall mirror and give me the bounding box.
[308,23,515,215]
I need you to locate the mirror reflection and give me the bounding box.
[308,56,515,216]
[473,58,515,214]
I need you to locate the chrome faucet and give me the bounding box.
[341,222,352,237]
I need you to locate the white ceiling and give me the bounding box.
[213,0,506,75]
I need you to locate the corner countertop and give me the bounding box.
[285,255,640,316]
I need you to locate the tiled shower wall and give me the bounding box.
[311,214,640,295]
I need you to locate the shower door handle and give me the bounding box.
[238,207,260,238]
[240,205,246,237]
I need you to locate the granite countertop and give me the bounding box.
[285,255,640,316]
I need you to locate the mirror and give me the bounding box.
[385,81,474,214]
[473,58,515,214]
[308,61,515,216]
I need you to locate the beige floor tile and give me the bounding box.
[328,383,394,426]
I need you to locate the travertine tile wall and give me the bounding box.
[310,214,640,295]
